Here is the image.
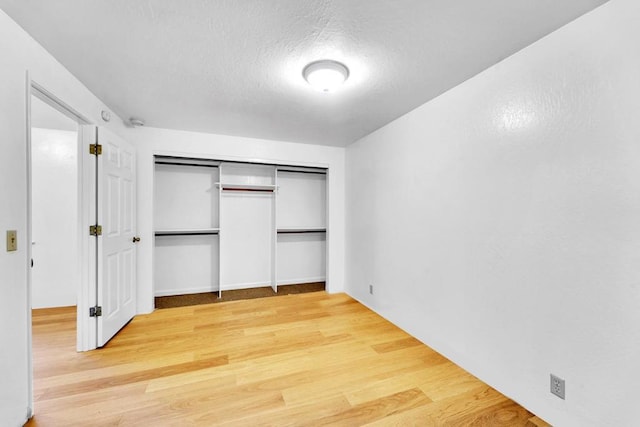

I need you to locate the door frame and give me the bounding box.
[25,77,97,382]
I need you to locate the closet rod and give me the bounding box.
[222,188,275,193]
[277,169,327,175]
[155,155,220,163]
[277,229,326,234]
[155,161,219,168]
[155,231,219,236]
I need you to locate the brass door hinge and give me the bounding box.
[89,306,102,317]
[89,143,102,155]
[90,225,102,236]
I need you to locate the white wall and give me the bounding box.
[346,0,640,425]
[0,9,128,425]
[130,126,345,313]
[31,128,78,308]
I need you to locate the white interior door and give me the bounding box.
[97,127,137,347]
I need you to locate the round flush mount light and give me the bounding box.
[302,60,349,92]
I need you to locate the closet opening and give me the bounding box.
[152,156,327,309]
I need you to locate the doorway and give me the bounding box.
[26,81,95,358]
[30,96,79,311]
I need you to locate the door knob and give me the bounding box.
[132,236,141,243]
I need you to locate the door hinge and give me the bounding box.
[89,306,102,317]
[89,225,103,236]
[89,143,102,155]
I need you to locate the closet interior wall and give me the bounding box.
[153,156,327,298]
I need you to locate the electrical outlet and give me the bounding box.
[369,284,373,295]
[550,374,565,400]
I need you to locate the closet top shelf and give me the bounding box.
[277,227,326,234]
[155,228,220,236]
[216,183,277,192]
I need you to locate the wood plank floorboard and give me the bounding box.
[26,292,545,426]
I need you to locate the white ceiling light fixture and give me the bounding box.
[302,60,350,93]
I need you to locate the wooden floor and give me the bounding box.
[27,292,545,426]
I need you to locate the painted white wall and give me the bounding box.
[0,9,128,425]
[31,128,78,308]
[130,126,345,313]
[346,1,640,425]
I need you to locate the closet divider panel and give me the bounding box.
[271,169,278,292]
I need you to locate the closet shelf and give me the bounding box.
[155,228,220,236]
[277,227,326,234]
[216,182,277,192]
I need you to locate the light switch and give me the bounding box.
[6,230,17,252]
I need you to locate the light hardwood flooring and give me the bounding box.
[27,292,547,426]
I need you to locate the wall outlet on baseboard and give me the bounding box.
[550,374,565,400]
[369,284,373,295]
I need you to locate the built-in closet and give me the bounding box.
[153,156,326,299]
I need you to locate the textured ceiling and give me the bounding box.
[1,0,608,146]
